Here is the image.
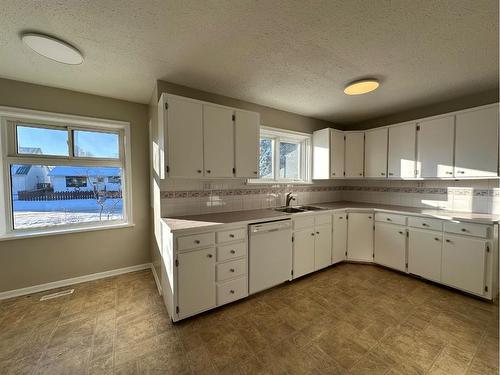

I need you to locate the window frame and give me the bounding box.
[0,106,133,236]
[250,126,311,184]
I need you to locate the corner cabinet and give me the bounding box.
[159,93,260,179]
[347,213,373,261]
[344,132,364,178]
[332,212,347,264]
[364,127,388,178]
[312,128,344,179]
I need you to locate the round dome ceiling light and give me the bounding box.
[344,79,380,95]
[21,32,83,65]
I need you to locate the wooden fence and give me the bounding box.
[17,190,122,201]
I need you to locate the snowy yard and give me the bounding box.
[13,199,123,229]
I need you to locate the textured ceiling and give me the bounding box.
[0,0,498,124]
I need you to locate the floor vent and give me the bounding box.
[39,289,74,301]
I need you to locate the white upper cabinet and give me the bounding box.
[454,106,499,177]
[234,110,260,178]
[388,122,416,178]
[416,116,454,178]
[364,128,388,178]
[331,130,345,178]
[312,128,344,179]
[166,95,204,178]
[344,132,364,178]
[203,105,234,178]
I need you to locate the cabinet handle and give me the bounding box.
[389,172,394,176]
[386,218,392,221]
[445,239,451,243]
[230,290,235,294]
[206,170,211,174]
[311,233,315,236]
[381,172,385,175]
[457,171,465,174]
[359,173,363,176]
[398,231,404,235]
[230,250,236,254]
[197,170,202,173]
[230,268,235,272]
[368,216,372,219]
[316,231,320,234]
[332,172,336,176]
[253,171,258,174]
[229,234,235,238]
[445,171,453,175]
[194,240,200,244]
[461,228,468,232]
[207,254,213,258]
[434,237,440,241]
[422,223,429,227]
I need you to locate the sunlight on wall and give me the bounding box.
[313,144,329,179]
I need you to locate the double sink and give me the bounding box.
[274,205,325,213]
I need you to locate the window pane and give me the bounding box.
[17,125,69,156]
[259,138,274,178]
[279,142,300,179]
[11,164,123,229]
[73,130,120,159]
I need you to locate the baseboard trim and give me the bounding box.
[150,264,162,296]
[0,263,152,301]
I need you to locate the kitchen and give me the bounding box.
[0,1,499,374]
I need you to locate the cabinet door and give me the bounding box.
[417,116,454,178]
[344,133,364,178]
[331,130,345,178]
[455,106,499,177]
[234,110,260,178]
[442,234,487,295]
[314,223,332,270]
[408,229,442,282]
[374,222,406,271]
[388,123,416,178]
[177,248,216,318]
[293,228,315,278]
[312,128,330,179]
[166,96,204,177]
[332,213,347,264]
[347,213,373,262]
[203,105,234,178]
[364,128,388,178]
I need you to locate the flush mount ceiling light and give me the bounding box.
[21,32,83,65]
[344,79,380,95]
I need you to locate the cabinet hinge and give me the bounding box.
[232,167,236,174]
[165,102,169,110]
[406,231,409,238]
[416,125,420,131]
[345,251,347,256]
[343,171,346,176]
[291,269,294,276]
[166,165,170,173]
[344,135,346,141]
[175,259,179,267]
[176,306,179,314]
[292,235,294,242]
[373,225,375,231]
[232,114,236,121]
[346,214,349,220]
[486,245,490,253]
[485,286,489,292]
[405,262,408,268]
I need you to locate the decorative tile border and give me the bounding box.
[161,185,496,199]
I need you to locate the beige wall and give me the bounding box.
[0,78,150,293]
[157,80,335,133]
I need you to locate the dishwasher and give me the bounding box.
[248,219,293,294]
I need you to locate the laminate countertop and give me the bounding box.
[162,201,500,234]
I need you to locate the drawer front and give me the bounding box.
[444,221,490,238]
[315,214,332,226]
[408,217,443,232]
[216,258,247,281]
[217,242,247,262]
[177,232,215,251]
[217,277,248,306]
[294,216,315,230]
[216,228,247,243]
[375,212,407,226]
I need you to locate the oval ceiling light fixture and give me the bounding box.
[21,32,83,65]
[344,79,380,95]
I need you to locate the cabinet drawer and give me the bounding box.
[315,214,332,226]
[375,212,406,226]
[216,228,247,243]
[177,232,215,251]
[444,221,490,238]
[408,217,443,231]
[217,277,248,306]
[216,258,247,281]
[293,216,315,230]
[217,242,246,262]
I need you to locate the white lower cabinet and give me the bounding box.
[408,229,442,282]
[347,213,374,261]
[332,213,347,264]
[314,224,333,271]
[441,234,488,295]
[374,222,407,272]
[177,248,216,319]
[293,229,315,278]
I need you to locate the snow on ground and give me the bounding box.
[13,199,123,229]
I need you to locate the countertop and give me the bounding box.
[162,201,500,234]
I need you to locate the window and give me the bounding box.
[254,127,311,183]
[0,108,132,235]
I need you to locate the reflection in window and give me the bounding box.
[279,142,300,179]
[73,130,120,159]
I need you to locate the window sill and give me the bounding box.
[246,179,314,185]
[0,222,135,242]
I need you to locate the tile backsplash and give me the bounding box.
[160,178,500,217]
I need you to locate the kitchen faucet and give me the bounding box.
[285,192,296,207]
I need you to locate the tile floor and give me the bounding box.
[0,264,498,374]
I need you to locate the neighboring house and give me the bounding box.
[11,164,50,199]
[48,166,121,192]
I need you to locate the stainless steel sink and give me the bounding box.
[274,207,305,213]
[296,205,325,211]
